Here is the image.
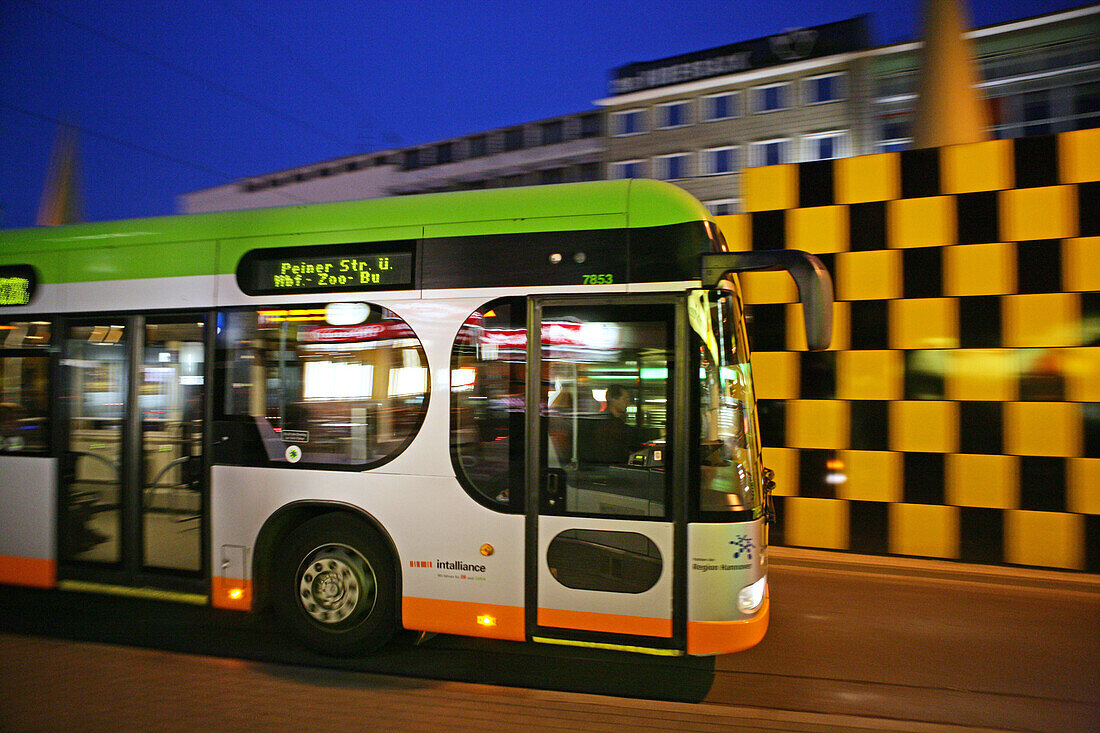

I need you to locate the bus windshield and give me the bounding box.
[690,288,763,517]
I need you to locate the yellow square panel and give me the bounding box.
[762,447,800,497]
[836,250,902,301]
[836,153,900,204]
[1003,293,1081,348]
[787,400,849,450]
[941,139,1013,194]
[838,450,902,503]
[1064,347,1100,403]
[890,401,959,454]
[889,504,960,559]
[783,497,848,550]
[716,214,751,252]
[946,349,1017,402]
[889,298,959,350]
[999,186,1078,241]
[1068,458,1100,514]
[1005,510,1084,570]
[740,271,798,304]
[1058,127,1100,184]
[742,164,797,212]
[1005,402,1082,458]
[788,301,849,351]
[788,205,849,254]
[946,454,1019,509]
[1063,238,1100,292]
[838,350,903,401]
[943,243,1016,297]
[751,351,800,400]
[887,196,956,249]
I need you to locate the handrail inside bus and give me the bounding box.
[700,250,834,351]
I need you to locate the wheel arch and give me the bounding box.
[252,500,402,618]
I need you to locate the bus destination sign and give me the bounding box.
[0,265,37,307]
[238,242,416,296]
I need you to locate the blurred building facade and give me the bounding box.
[182,4,1099,215]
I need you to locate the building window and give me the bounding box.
[705,199,740,216]
[504,128,525,152]
[805,73,845,105]
[609,160,645,179]
[802,131,848,161]
[402,149,420,171]
[654,153,690,180]
[539,168,565,185]
[753,139,789,166]
[576,162,601,181]
[700,146,740,176]
[703,92,740,121]
[579,113,602,138]
[754,83,790,113]
[435,142,453,165]
[657,101,691,129]
[540,121,564,146]
[468,135,488,158]
[612,109,646,136]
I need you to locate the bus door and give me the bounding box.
[527,296,684,653]
[58,315,208,591]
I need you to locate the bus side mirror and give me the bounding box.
[701,250,834,351]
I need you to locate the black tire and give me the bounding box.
[272,513,396,656]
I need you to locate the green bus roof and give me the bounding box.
[1,179,712,253]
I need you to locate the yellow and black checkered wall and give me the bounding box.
[717,128,1099,572]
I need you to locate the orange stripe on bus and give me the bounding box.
[0,555,56,588]
[537,607,673,638]
[402,596,525,641]
[212,576,253,611]
[686,595,770,655]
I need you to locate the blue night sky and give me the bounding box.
[0,0,1089,228]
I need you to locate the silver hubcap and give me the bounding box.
[298,544,376,624]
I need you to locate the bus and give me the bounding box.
[0,179,831,657]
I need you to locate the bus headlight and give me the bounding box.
[737,576,767,613]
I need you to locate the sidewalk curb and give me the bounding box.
[768,546,1100,595]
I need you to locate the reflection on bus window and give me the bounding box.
[0,321,51,454]
[450,298,525,511]
[542,303,673,519]
[220,304,428,467]
[691,289,763,516]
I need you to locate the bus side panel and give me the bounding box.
[0,457,57,588]
[209,466,526,641]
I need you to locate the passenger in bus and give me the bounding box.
[578,385,641,464]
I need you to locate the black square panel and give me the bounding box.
[903,247,944,299]
[849,300,889,350]
[959,295,1002,348]
[959,402,1004,454]
[904,350,946,400]
[1080,181,1100,237]
[799,160,835,208]
[752,210,786,250]
[903,452,946,505]
[746,304,788,352]
[956,191,1000,245]
[1019,457,1067,512]
[901,147,941,199]
[800,351,837,399]
[848,202,887,251]
[849,500,889,554]
[959,507,1004,564]
[757,399,787,448]
[850,400,889,451]
[1013,134,1058,189]
[1016,240,1062,294]
[799,449,838,499]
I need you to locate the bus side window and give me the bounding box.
[450,298,526,513]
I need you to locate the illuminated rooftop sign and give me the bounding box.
[237,242,416,296]
[0,266,37,307]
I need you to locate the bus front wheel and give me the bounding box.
[273,513,396,656]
